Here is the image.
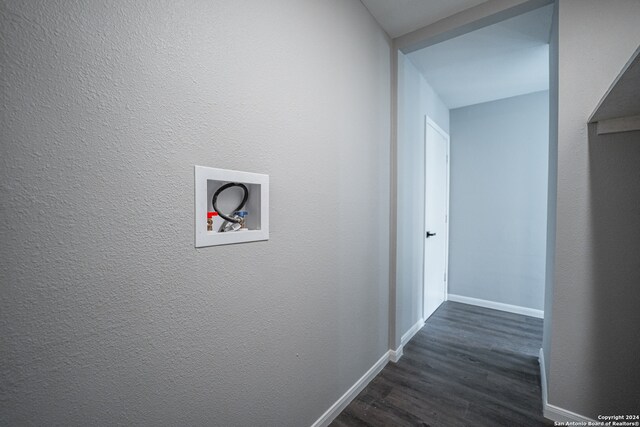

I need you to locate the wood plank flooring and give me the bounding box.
[331,301,552,427]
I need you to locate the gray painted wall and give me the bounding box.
[547,0,640,417]
[449,91,549,310]
[396,52,449,342]
[0,1,391,425]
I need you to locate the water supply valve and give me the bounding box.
[235,211,248,230]
[222,211,248,232]
[207,211,218,231]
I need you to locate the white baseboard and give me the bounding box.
[401,318,425,346]
[538,348,596,423]
[389,347,403,363]
[539,348,549,414]
[448,294,544,319]
[311,351,389,427]
[389,317,425,364]
[312,318,428,426]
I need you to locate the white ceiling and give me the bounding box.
[361,0,489,38]
[407,5,553,109]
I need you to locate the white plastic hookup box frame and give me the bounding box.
[194,165,269,247]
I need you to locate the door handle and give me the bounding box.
[426,231,436,238]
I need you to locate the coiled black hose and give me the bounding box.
[212,182,249,224]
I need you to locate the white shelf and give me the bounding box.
[589,45,640,135]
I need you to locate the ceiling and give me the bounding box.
[407,5,553,109]
[361,0,489,38]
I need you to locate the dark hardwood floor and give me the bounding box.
[331,301,552,427]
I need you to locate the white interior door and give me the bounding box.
[423,117,449,321]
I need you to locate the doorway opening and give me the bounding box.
[395,3,553,346]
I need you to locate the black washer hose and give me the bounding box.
[212,182,249,223]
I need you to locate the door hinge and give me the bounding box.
[444,272,447,281]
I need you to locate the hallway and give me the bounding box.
[332,302,551,426]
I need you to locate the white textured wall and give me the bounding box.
[0,1,390,425]
[396,52,449,340]
[449,91,549,311]
[549,0,640,417]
